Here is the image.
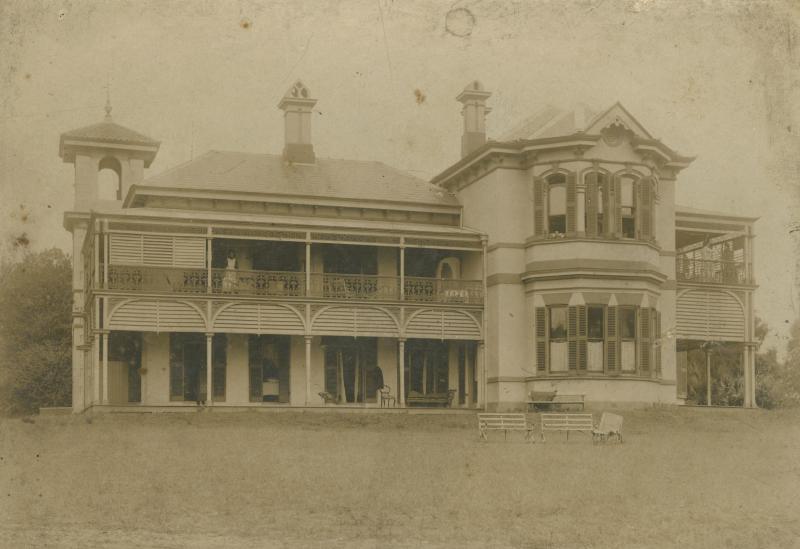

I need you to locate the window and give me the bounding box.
[620,176,636,238]
[249,335,291,403]
[587,306,604,372]
[547,174,567,234]
[619,307,636,372]
[596,175,606,235]
[549,306,568,372]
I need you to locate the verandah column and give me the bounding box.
[476,341,485,409]
[305,233,311,297]
[206,333,213,406]
[305,335,312,405]
[101,331,109,404]
[398,338,406,407]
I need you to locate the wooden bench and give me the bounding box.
[477,413,534,442]
[406,390,456,407]
[540,413,594,442]
[528,392,585,411]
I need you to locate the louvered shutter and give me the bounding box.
[533,177,545,236]
[613,176,622,237]
[577,305,587,371]
[638,177,652,241]
[639,307,651,374]
[535,307,547,372]
[109,233,144,265]
[654,309,662,376]
[606,306,618,373]
[212,334,226,401]
[566,172,577,235]
[677,347,688,398]
[568,306,578,370]
[585,172,598,237]
[602,176,613,238]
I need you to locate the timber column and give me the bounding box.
[206,333,213,406]
[305,335,313,405]
[398,338,406,407]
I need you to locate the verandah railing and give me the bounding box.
[105,265,483,304]
[675,257,749,285]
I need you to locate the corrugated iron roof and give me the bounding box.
[139,150,458,206]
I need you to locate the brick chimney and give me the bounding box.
[457,80,492,158]
[278,80,317,164]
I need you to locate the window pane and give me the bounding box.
[620,308,636,339]
[548,173,566,185]
[588,306,604,339]
[620,178,635,207]
[622,217,635,238]
[549,307,567,339]
[549,215,566,234]
[548,185,566,215]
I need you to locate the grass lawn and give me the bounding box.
[1,406,799,548]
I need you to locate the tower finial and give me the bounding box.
[103,80,112,120]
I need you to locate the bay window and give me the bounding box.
[534,303,660,377]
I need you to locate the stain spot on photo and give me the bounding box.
[414,89,426,104]
[445,8,475,37]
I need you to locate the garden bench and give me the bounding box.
[539,413,594,442]
[406,389,456,407]
[528,391,585,411]
[477,413,534,442]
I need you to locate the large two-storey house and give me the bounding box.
[63,81,757,412]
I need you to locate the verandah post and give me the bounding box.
[305,233,311,297]
[206,333,213,406]
[398,338,405,407]
[101,331,109,404]
[305,335,312,405]
[399,237,405,301]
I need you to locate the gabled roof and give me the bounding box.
[500,102,653,141]
[135,150,458,207]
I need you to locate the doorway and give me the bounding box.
[169,333,207,403]
[323,337,381,404]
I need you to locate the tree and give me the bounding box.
[755,317,800,408]
[0,249,72,415]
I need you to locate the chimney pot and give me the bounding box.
[456,80,492,158]
[278,80,317,164]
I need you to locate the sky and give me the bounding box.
[1,0,798,353]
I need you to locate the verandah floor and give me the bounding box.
[2,407,798,548]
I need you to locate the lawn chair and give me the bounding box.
[592,412,623,444]
[379,385,396,408]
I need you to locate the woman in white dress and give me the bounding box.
[222,250,238,292]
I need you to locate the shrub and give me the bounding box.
[0,249,72,415]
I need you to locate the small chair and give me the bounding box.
[318,392,337,405]
[379,385,396,408]
[592,412,624,444]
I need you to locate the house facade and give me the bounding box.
[63,81,757,412]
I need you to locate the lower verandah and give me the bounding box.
[100,332,481,409]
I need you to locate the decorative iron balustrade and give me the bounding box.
[404,277,484,305]
[107,265,208,293]
[309,273,400,301]
[211,269,305,297]
[102,266,484,304]
[676,257,748,285]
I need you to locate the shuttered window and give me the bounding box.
[109,233,206,268]
[547,174,567,234]
[606,306,618,373]
[533,177,545,236]
[535,307,547,371]
[653,309,662,376]
[638,178,653,241]
[568,306,578,371]
[577,305,587,371]
[585,172,598,237]
[565,173,577,235]
[639,307,651,374]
